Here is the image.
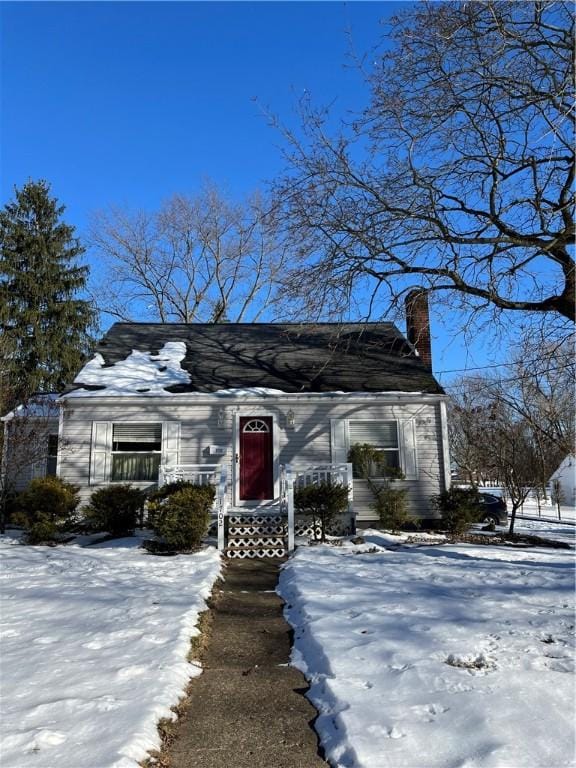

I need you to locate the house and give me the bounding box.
[548,455,576,506]
[1,394,60,494]
[3,293,451,556]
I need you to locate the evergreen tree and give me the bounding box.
[0,180,96,412]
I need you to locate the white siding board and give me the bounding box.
[58,397,447,517]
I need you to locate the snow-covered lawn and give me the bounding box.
[279,527,576,768]
[516,500,575,524]
[0,534,221,768]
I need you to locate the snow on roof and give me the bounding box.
[64,386,430,400]
[1,394,60,422]
[70,342,191,396]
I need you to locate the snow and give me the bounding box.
[211,387,290,396]
[0,534,221,768]
[68,342,190,396]
[1,393,59,421]
[66,358,429,401]
[516,500,575,525]
[279,527,576,768]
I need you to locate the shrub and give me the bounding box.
[12,476,80,544]
[294,481,349,543]
[348,443,404,480]
[373,485,410,533]
[152,485,215,551]
[84,485,145,537]
[431,487,479,535]
[349,443,409,532]
[145,481,213,527]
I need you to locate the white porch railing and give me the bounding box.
[158,462,354,554]
[282,463,354,552]
[159,463,222,487]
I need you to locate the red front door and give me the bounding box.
[239,417,273,501]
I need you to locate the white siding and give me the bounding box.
[59,397,447,517]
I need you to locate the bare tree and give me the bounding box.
[90,184,290,323]
[274,1,575,328]
[449,334,574,533]
[487,414,541,535]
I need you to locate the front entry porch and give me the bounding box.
[158,463,355,558]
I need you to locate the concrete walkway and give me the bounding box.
[167,559,327,768]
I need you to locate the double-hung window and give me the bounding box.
[349,420,400,477]
[111,423,162,482]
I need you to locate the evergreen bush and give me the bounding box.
[373,485,410,533]
[145,481,212,527]
[349,442,409,532]
[84,485,145,537]
[294,481,349,543]
[152,485,214,551]
[348,443,404,480]
[13,476,80,544]
[431,487,479,534]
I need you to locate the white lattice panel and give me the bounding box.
[228,523,286,536]
[295,515,351,537]
[228,536,286,548]
[228,514,285,527]
[226,547,286,559]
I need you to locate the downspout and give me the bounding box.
[439,400,451,492]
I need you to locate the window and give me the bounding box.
[46,434,58,477]
[242,419,270,433]
[349,421,400,477]
[111,423,161,482]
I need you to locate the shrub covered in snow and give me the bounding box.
[431,486,478,534]
[294,481,349,542]
[13,476,80,544]
[84,484,145,536]
[152,485,214,551]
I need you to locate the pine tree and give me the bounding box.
[0,180,96,412]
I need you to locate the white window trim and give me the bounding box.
[332,417,418,481]
[110,422,162,483]
[348,418,401,479]
[90,421,180,485]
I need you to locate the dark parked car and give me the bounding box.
[477,492,508,526]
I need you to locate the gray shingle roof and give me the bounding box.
[88,322,444,395]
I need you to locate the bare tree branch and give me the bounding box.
[90,183,290,323]
[273,1,575,327]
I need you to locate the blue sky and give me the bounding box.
[2,2,386,207]
[1,1,516,383]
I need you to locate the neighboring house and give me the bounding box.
[3,293,451,556]
[1,394,60,494]
[549,455,576,506]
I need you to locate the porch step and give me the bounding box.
[225,547,287,559]
[221,509,289,559]
[227,534,287,548]
[225,531,288,559]
[228,523,287,536]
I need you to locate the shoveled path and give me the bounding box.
[167,559,328,768]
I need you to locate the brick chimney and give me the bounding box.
[405,290,432,370]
